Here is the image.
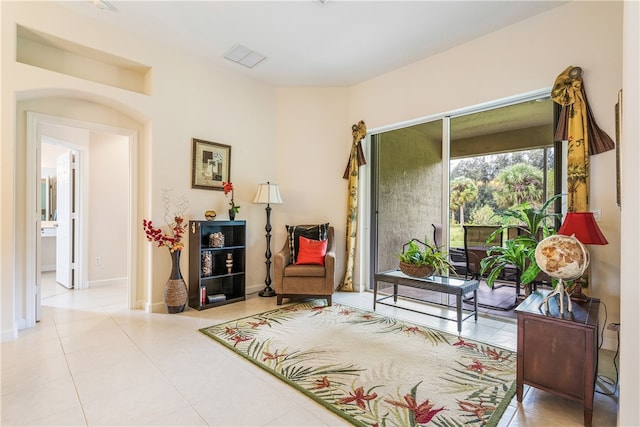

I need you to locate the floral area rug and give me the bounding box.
[200,301,516,427]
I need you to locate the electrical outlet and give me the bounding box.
[591,208,602,222]
[95,257,101,266]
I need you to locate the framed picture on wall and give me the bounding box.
[191,138,231,191]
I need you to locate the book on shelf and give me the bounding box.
[207,294,227,303]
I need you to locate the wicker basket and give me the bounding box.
[399,261,435,278]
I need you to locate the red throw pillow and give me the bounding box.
[295,236,328,266]
[286,223,329,264]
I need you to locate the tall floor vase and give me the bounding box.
[164,250,188,313]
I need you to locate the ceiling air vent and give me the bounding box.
[224,45,266,69]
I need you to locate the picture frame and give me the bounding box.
[615,89,622,207]
[191,138,231,191]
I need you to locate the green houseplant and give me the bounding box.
[397,239,455,277]
[480,195,561,296]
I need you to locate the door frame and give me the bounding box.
[26,112,137,327]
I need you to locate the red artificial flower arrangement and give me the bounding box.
[142,190,188,252]
[142,216,186,252]
[222,181,240,213]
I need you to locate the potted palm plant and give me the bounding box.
[480,195,561,296]
[397,239,455,277]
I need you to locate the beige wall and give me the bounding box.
[274,87,351,272]
[88,131,129,284]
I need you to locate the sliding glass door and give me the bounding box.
[448,98,556,250]
[368,93,557,289]
[370,120,444,276]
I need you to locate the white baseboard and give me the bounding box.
[150,301,167,313]
[246,283,264,295]
[88,277,127,288]
[41,264,56,272]
[146,283,269,313]
[1,326,19,342]
[602,334,618,352]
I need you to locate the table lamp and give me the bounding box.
[557,212,608,300]
[253,182,283,297]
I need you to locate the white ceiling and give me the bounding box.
[58,0,567,87]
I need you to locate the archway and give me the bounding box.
[21,95,144,328]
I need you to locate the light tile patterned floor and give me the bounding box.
[1,273,618,426]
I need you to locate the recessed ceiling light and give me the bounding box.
[224,45,266,69]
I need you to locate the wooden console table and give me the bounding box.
[515,290,600,427]
[373,270,478,334]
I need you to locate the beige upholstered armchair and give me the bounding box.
[273,226,335,306]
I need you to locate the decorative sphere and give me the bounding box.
[535,235,589,280]
[204,210,217,221]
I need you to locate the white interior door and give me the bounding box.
[56,151,74,288]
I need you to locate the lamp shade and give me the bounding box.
[252,182,283,205]
[557,212,608,245]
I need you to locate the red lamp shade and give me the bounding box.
[557,212,608,245]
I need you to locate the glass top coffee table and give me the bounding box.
[373,270,479,335]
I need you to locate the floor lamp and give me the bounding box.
[253,182,283,297]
